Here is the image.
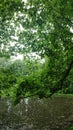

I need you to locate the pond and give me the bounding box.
[0,96,73,130]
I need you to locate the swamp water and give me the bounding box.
[0,96,73,130]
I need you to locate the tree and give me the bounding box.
[0,0,73,100]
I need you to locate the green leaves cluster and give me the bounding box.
[0,0,73,101]
[0,0,23,22]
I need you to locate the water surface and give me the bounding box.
[0,96,73,130]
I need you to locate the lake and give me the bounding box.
[0,96,73,130]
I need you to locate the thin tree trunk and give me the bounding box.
[49,60,73,96]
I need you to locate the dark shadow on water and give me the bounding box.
[0,96,73,130]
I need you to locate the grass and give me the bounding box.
[53,93,73,97]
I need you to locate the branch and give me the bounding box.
[49,60,73,96]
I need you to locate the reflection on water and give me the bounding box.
[0,96,73,130]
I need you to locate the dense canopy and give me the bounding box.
[0,0,73,102]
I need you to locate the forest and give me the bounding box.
[0,0,73,130]
[0,0,73,103]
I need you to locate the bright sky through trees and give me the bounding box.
[0,0,73,101]
[22,0,27,4]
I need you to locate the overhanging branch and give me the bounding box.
[49,60,73,96]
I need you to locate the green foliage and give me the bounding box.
[0,0,24,22]
[0,0,73,101]
[62,125,73,130]
[68,126,73,130]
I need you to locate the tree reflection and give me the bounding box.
[0,97,73,130]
